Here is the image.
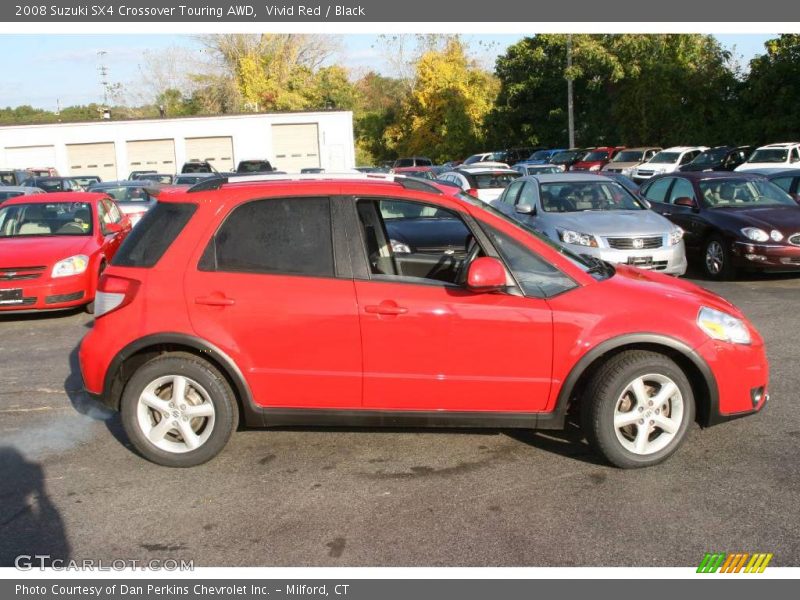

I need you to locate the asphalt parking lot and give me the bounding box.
[1,269,799,568]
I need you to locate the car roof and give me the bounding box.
[1,191,107,205]
[660,146,705,152]
[520,173,613,183]
[765,169,800,178]
[666,171,766,181]
[757,142,800,148]
[89,180,148,187]
[0,186,40,192]
[455,165,516,174]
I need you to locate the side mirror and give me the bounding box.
[103,222,123,235]
[674,196,697,208]
[467,257,507,292]
[516,203,536,215]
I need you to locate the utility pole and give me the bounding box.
[566,34,575,148]
[97,50,111,119]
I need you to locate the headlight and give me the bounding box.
[770,229,784,242]
[668,228,684,246]
[559,230,598,247]
[52,255,89,278]
[697,306,751,344]
[589,165,600,171]
[741,227,769,242]
[390,239,411,254]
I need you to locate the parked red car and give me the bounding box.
[0,192,131,313]
[570,146,626,172]
[79,176,768,469]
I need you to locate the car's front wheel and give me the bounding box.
[581,350,695,468]
[703,235,735,280]
[120,353,238,467]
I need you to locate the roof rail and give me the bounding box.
[187,172,443,194]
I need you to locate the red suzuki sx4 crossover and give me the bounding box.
[79,175,768,468]
[0,192,131,313]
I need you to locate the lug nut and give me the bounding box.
[172,421,178,427]
[649,420,654,425]
[169,402,175,408]
[638,407,644,412]
[180,404,186,410]
[655,409,660,415]
[182,416,188,422]
[648,401,653,406]
[638,419,644,425]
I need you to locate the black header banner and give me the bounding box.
[2,0,799,22]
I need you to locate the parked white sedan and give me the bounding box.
[437,164,521,203]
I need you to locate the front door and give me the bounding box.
[352,197,553,412]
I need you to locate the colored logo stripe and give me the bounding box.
[697,553,773,573]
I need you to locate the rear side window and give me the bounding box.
[199,197,334,277]
[112,202,196,268]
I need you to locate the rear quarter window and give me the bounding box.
[112,202,196,268]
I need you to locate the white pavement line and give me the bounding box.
[0,406,71,414]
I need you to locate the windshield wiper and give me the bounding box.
[580,254,614,277]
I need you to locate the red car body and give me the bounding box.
[77,177,767,467]
[571,146,626,172]
[0,192,131,312]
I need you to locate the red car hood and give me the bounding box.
[0,236,94,269]
[610,264,741,316]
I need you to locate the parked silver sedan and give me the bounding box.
[491,173,687,275]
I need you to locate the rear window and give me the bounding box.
[199,197,334,277]
[112,202,196,268]
[472,172,520,189]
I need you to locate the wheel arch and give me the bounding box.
[102,333,259,427]
[556,334,718,427]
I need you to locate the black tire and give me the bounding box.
[703,235,736,280]
[581,350,695,469]
[120,353,238,467]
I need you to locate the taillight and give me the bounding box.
[94,274,140,318]
[467,188,480,197]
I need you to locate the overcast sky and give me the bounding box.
[0,34,774,111]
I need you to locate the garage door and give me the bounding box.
[67,142,117,182]
[271,124,320,173]
[185,137,234,172]
[4,145,57,169]
[126,139,176,176]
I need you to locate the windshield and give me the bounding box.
[699,179,797,208]
[528,150,551,161]
[691,149,729,165]
[92,186,150,202]
[611,150,645,162]
[455,191,600,275]
[582,151,610,162]
[649,152,681,164]
[0,191,24,201]
[747,148,789,163]
[0,202,93,237]
[238,161,272,172]
[551,151,586,164]
[471,172,520,189]
[540,181,645,212]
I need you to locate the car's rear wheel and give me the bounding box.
[120,354,238,467]
[581,350,695,468]
[703,235,735,280]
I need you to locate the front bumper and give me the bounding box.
[569,243,687,275]
[695,337,769,424]
[0,275,90,312]
[732,241,800,271]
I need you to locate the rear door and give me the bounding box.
[184,196,362,409]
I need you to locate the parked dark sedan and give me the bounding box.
[640,171,800,279]
[765,170,800,203]
[679,145,754,173]
[20,176,84,193]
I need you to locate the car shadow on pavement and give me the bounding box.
[0,306,84,324]
[0,447,71,567]
[503,420,609,467]
[64,343,130,450]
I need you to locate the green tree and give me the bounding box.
[385,38,498,162]
[739,35,800,143]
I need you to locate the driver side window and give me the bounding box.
[667,178,696,204]
[355,198,481,287]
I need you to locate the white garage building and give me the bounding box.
[0,111,355,180]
